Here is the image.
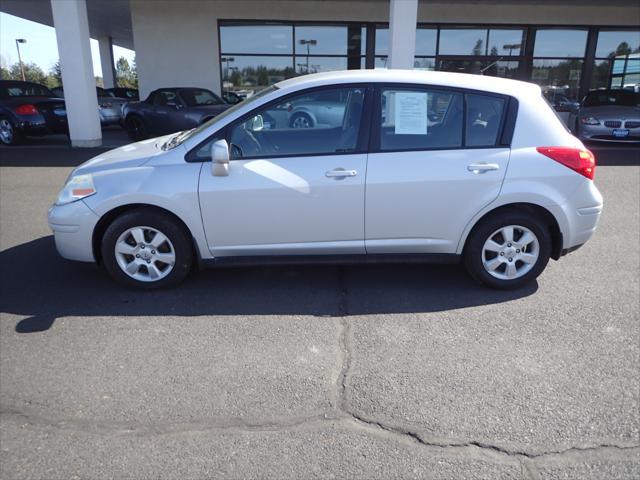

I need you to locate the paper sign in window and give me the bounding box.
[394,92,427,135]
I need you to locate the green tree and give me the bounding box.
[0,66,10,80]
[8,62,46,84]
[472,39,484,56]
[115,56,137,88]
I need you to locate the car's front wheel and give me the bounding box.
[0,117,23,146]
[101,209,194,288]
[464,211,551,289]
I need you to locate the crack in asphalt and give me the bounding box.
[2,265,637,475]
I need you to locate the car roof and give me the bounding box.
[276,69,541,99]
[0,80,48,87]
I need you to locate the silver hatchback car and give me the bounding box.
[48,70,602,290]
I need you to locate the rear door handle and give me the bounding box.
[326,168,357,178]
[467,163,500,174]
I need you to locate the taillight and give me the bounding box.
[536,146,596,180]
[13,104,39,115]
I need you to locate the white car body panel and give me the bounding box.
[365,148,510,254]
[198,154,367,256]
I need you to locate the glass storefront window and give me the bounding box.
[533,29,588,58]
[294,26,348,55]
[532,59,584,100]
[220,25,293,54]
[595,30,640,58]
[488,29,524,56]
[375,28,389,56]
[590,59,611,90]
[439,28,487,56]
[221,56,295,92]
[415,28,437,56]
[414,57,436,70]
[295,56,348,75]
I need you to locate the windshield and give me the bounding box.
[178,88,224,106]
[0,83,54,98]
[164,86,279,149]
[583,90,640,107]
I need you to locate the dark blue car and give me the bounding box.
[0,80,68,145]
[122,87,231,140]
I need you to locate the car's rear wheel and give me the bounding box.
[464,211,551,289]
[125,115,148,141]
[0,117,23,146]
[101,209,194,288]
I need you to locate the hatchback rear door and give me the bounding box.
[364,85,513,254]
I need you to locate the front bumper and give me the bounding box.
[48,200,100,262]
[579,123,640,142]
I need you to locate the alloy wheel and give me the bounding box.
[291,115,312,128]
[0,119,14,144]
[114,226,176,282]
[481,225,540,280]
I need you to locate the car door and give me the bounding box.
[150,90,183,134]
[197,85,370,257]
[365,85,511,254]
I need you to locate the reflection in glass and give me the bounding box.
[294,26,348,55]
[220,25,293,54]
[488,29,524,56]
[595,31,640,58]
[591,59,611,90]
[221,56,294,93]
[295,57,348,75]
[437,59,518,77]
[415,29,437,56]
[532,59,584,100]
[439,29,487,55]
[533,29,588,57]
[414,57,436,70]
[375,28,389,56]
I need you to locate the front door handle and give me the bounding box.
[467,163,500,174]
[326,168,357,178]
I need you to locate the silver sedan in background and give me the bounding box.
[570,89,640,142]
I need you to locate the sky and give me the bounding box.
[0,12,135,76]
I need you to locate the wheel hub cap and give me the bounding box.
[114,227,176,282]
[481,225,540,280]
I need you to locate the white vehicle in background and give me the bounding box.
[48,70,602,289]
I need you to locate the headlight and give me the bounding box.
[56,174,96,205]
[580,116,600,125]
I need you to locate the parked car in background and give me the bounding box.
[122,87,231,140]
[105,87,139,100]
[569,89,640,142]
[222,90,243,104]
[52,86,129,127]
[543,88,580,113]
[49,70,602,290]
[262,88,349,129]
[0,80,67,146]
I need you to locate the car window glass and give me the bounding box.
[1,84,53,98]
[228,87,365,159]
[465,94,505,147]
[379,88,463,151]
[154,91,178,106]
[180,89,224,106]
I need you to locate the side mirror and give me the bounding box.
[248,114,264,131]
[211,139,230,177]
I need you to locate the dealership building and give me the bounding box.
[1,0,639,146]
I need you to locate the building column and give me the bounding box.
[98,35,117,89]
[388,0,418,69]
[51,0,101,147]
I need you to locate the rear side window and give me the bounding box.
[379,88,463,151]
[465,94,506,147]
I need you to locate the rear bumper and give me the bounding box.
[550,180,603,251]
[15,114,68,136]
[48,200,99,262]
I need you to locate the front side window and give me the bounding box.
[465,94,506,147]
[228,86,365,159]
[378,88,463,151]
[154,91,179,106]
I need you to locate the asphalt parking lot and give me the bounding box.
[0,143,639,479]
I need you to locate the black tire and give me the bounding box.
[101,208,194,289]
[289,112,314,129]
[125,115,148,141]
[0,116,24,146]
[463,210,551,289]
